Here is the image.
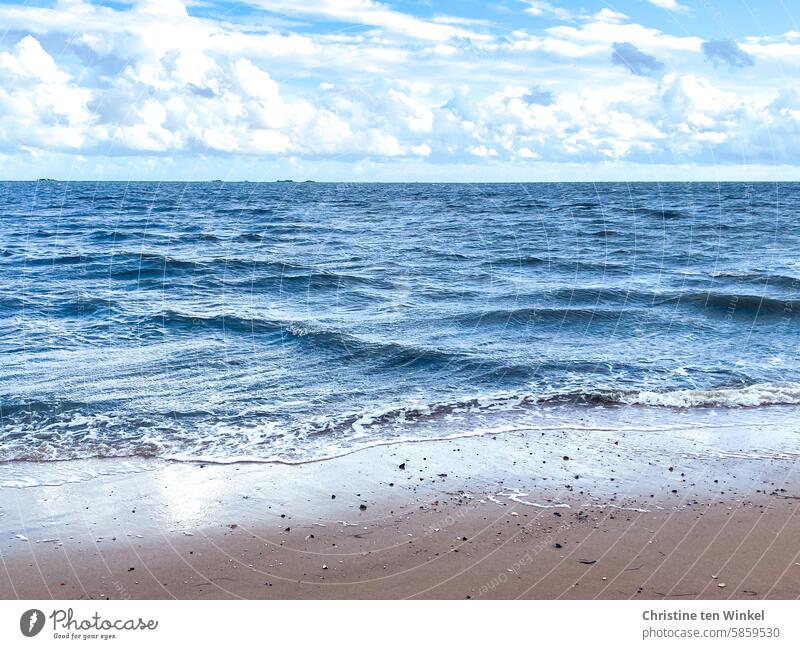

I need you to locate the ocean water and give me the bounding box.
[1,181,799,465]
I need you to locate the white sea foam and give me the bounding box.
[620,382,800,408]
[2,383,799,470]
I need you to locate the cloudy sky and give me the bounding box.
[1,0,799,181]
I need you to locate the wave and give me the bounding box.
[452,306,638,326]
[1,382,798,467]
[614,382,800,408]
[709,270,800,290]
[336,382,800,417]
[209,382,800,438]
[277,382,800,443]
[668,292,799,317]
[635,207,688,220]
[138,309,476,367]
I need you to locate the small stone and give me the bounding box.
[562,456,570,461]
[359,504,367,511]
[322,564,328,570]
[399,462,406,470]
[717,583,726,588]
[554,543,563,549]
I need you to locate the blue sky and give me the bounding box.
[1,0,800,180]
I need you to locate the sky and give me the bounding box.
[1,0,800,181]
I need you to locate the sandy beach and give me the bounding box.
[2,410,799,600]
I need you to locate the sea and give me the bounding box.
[1,181,799,470]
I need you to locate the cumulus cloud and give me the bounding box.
[610,42,665,76]
[0,35,94,151]
[0,0,798,176]
[702,39,755,68]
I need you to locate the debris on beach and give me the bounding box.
[717,583,726,588]
[15,534,28,541]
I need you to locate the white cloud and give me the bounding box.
[0,0,799,176]
[646,0,689,12]
[246,0,482,42]
[522,1,575,20]
[0,35,69,84]
[0,35,94,152]
[135,0,188,17]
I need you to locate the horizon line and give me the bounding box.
[2,179,798,184]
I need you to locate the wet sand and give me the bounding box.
[1,414,800,599]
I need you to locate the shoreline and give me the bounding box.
[2,416,799,599]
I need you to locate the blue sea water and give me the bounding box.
[1,181,799,464]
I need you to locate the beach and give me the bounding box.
[2,181,800,601]
[2,410,799,600]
